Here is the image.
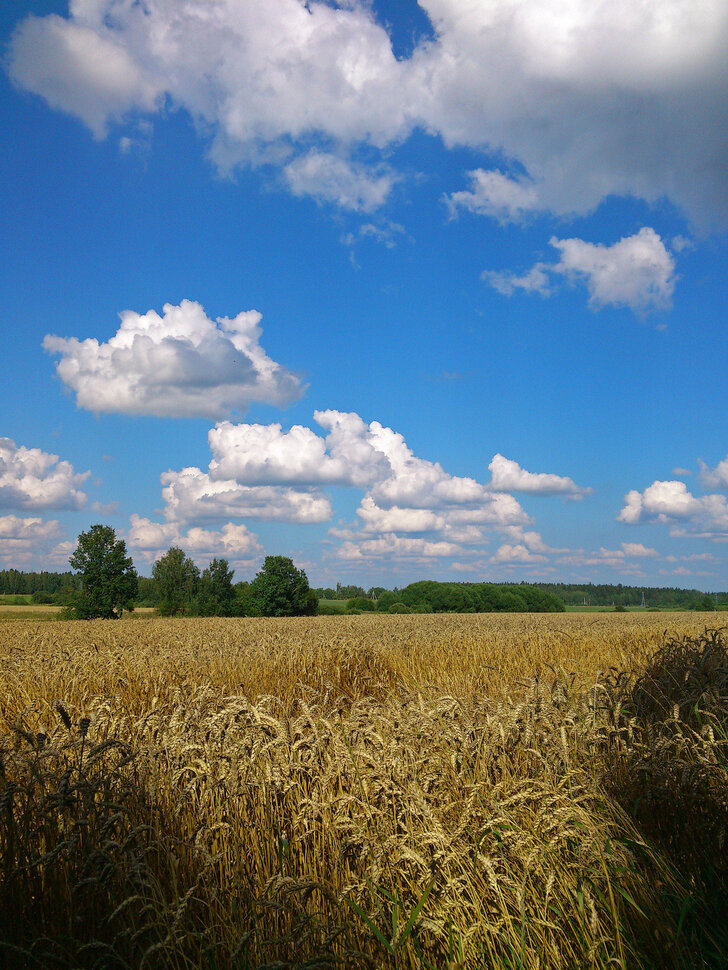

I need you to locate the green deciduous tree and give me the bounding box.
[153,547,200,615]
[248,555,317,617]
[197,558,235,616]
[67,524,138,619]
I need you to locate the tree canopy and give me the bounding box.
[153,547,200,615]
[67,524,137,619]
[398,581,564,613]
[248,556,317,617]
[197,558,236,616]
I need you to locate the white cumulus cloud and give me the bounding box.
[160,410,541,565]
[338,534,461,560]
[550,228,676,311]
[7,13,161,138]
[356,496,445,534]
[206,411,533,522]
[618,480,728,538]
[128,514,262,566]
[208,416,387,487]
[161,468,332,524]
[0,515,66,567]
[489,454,591,498]
[484,229,677,313]
[490,543,548,564]
[43,300,303,419]
[0,438,89,510]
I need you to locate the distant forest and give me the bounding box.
[1,570,726,612]
[312,580,728,610]
[0,570,81,599]
[533,582,727,609]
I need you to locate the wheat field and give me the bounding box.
[1,613,727,969]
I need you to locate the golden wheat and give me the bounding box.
[0,612,725,969]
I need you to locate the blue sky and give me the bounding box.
[1,0,727,589]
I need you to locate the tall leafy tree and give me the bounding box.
[153,547,200,615]
[68,524,138,619]
[248,555,317,617]
[197,558,235,616]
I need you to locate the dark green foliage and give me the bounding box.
[248,556,318,617]
[134,574,159,608]
[230,580,253,617]
[535,582,727,609]
[152,547,200,616]
[0,569,80,600]
[346,596,376,612]
[398,581,564,614]
[196,558,236,616]
[375,590,401,611]
[687,594,716,611]
[67,524,138,619]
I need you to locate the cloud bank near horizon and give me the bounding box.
[127,409,595,568]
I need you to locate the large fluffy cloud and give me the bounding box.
[415,0,728,226]
[43,300,303,419]
[150,409,591,566]
[8,1,728,225]
[0,438,88,510]
[208,414,388,487]
[484,229,677,313]
[618,480,728,539]
[206,410,542,518]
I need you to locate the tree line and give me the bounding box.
[533,582,726,610]
[338,581,565,614]
[149,546,316,617]
[7,525,726,619]
[15,525,317,619]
